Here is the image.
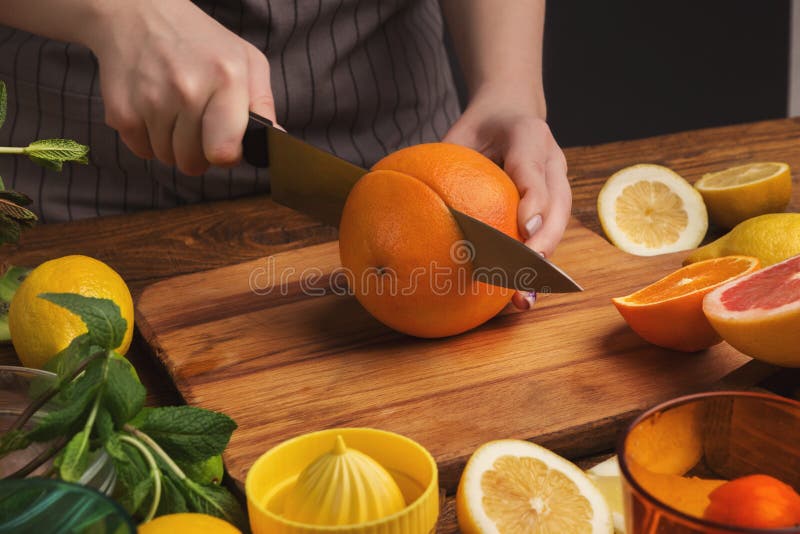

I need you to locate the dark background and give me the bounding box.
[449,0,791,148]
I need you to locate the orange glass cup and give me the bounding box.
[618,391,800,533]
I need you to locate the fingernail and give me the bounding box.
[524,214,542,239]
[523,291,537,309]
[538,250,547,259]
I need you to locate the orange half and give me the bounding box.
[612,256,761,351]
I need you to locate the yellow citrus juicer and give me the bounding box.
[246,428,439,534]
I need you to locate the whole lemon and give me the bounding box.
[138,513,240,534]
[684,213,800,267]
[8,255,133,369]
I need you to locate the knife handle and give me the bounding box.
[242,111,272,168]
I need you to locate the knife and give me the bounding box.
[242,112,582,293]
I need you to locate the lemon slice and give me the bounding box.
[598,164,708,256]
[457,440,613,534]
[587,456,625,533]
[694,162,792,229]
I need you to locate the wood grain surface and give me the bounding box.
[136,216,752,494]
[4,118,800,533]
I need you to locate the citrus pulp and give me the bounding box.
[703,253,800,366]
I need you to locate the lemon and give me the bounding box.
[8,255,134,369]
[456,439,613,533]
[138,513,240,533]
[684,213,800,267]
[586,456,625,533]
[694,162,792,229]
[598,164,708,256]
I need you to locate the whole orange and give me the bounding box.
[338,143,520,338]
[704,474,800,529]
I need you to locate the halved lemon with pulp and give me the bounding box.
[598,164,708,256]
[694,162,792,229]
[457,440,613,533]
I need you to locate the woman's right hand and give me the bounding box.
[86,0,276,175]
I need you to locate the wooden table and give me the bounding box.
[2,118,800,532]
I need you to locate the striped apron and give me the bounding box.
[0,0,460,222]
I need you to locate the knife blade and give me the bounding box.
[242,112,582,293]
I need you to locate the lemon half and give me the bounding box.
[694,162,792,229]
[598,164,708,256]
[457,440,613,534]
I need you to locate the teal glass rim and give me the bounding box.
[617,391,800,534]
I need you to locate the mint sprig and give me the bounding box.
[0,293,244,528]
[0,80,90,245]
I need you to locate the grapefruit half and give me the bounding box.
[703,253,800,367]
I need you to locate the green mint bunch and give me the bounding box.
[0,80,90,245]
[0,293,245,528]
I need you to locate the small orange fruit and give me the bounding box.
[612,256,760,351]
[704,474,800,529]
[703,253,800,367]
[339,143,520,338]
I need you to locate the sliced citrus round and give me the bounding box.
[586,456,625,533]
[694,162,792,229]
[456,439,613,534]
[612,256,760,352]
[703,253,800,367]
[598,164,708,256]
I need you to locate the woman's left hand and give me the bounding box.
[444,91,571,310]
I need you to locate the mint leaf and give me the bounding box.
[43,334,95,381]
[158,469,189,516]
[38,293,126,350]
[0,198,36,222]
[110,438,152,516]
[28,359,103,442]
[104,433,127,463]
[103,357,145,427]
[0,214,20,244]
[59,429,90,482]
[183,479,245,528]
[0,81,6,129]
[0,188,32,206]
[25,139,89,171]
[132,406,236,463]
[0,429,30,457]
[94,407,114,445]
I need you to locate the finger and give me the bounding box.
[102,80,154,159]
[504,138,550,241]
[246,45,278,124]
[201,82,249,167]
[117,115,154,160]
[139,88,179,166]
[172,108,209,176]
[512,290,537,311]
[525,153,571,257]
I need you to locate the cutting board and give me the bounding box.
[136,218,750,491]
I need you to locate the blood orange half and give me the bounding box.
[612,256,761,352]
[703,253,800,367]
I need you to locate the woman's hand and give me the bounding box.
[444,88,571,310]
[86,0,276,176]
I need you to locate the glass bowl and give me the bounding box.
[0,478,135,533]
[0,365,116,494]
[618,391,800,533]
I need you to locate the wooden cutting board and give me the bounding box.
[136,218,750,491]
